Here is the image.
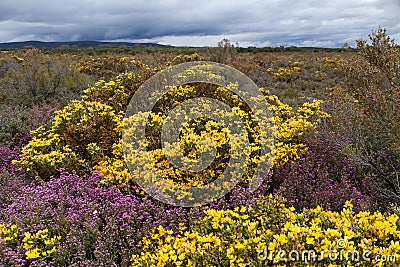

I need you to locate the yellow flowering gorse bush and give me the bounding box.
[15,58,328,188]
[1,224,61,261]
[22,229,61,259]
[271,61,303,82]
[323,57,342,67]
[131,197,400,266]
[14,100,122,179]
[264,91,329,165]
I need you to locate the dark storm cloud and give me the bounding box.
[0,0,399,47]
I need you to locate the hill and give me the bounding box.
[0,40,170,49]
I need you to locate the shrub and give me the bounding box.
[131,197,400,266]
[270,140,372,212]
[77,56,136,80]
[0,224,61,266]
[265,94,329,166]
[0,104,55,148]
[324,28,400,206]
[14,100,122,179]
[0,170,201,266]
[272,61,302,82]
[0,143,31,211]
[13,62,155,181]
[0,48,92,107]
[15,59,328,192]
[0,164,268,266]
[172,53,202,64]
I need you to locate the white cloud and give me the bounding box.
[0,0,399,47]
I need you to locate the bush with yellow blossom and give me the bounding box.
[131,197,400,266]
[1,224,61,263]
[15,58,328,189]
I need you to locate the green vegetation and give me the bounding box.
[1,28,399,266]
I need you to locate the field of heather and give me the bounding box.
[1,30,399,266]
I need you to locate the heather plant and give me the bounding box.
[270,140,372,212]
[324,28,400,206]
[0,165,270,266]
[0,140,62,266]
[0,170,199,266]
[0,143,31,211]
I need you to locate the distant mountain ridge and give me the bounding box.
[0,41,171,49]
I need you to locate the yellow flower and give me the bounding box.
[306,237,315,245]
[26,248,40,259]
[274,234,288,245]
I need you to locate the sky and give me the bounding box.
[0,0,399,48]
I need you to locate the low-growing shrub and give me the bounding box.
[0,48,92,107]
[0,169,202,266]
[323,28,400,207]
[0,164,268,266]
[15,59,328,190]
[270,140,372,212]
[131,196,400,266]
[0,224,61,266]
[77,56,136,80]
[0,104,55,148]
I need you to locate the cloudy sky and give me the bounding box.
[0,0,399,47]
